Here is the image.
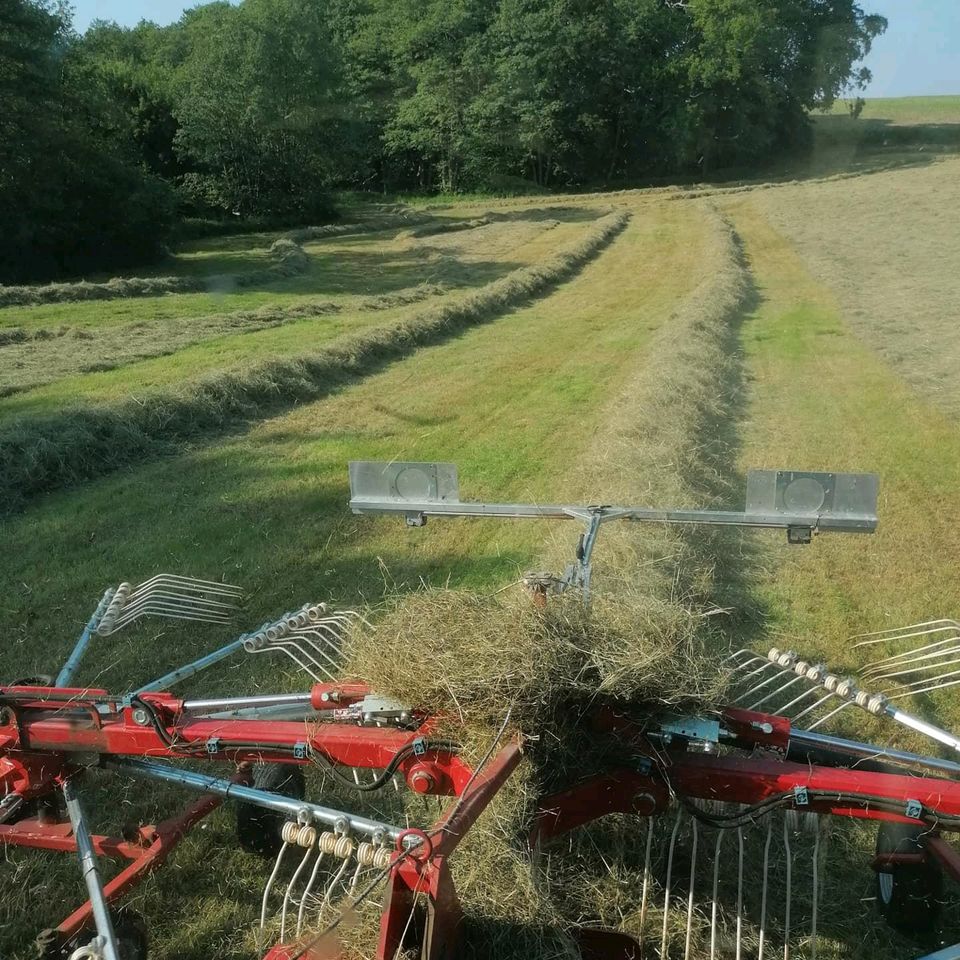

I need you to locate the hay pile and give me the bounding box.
[335,204,752,957]
[347,591,720,746]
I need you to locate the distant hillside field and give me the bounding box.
[826,93,960,123]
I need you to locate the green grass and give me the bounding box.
[0,200,711,959]
[825,94,960,124]
[721,197,960,955]
[0,213,585,401]
[3,159,960,958]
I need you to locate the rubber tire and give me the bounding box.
[236,763,306,859]
[41,908,148,959]
[10,675,55,686]
[875,821,943,937]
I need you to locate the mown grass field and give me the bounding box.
[2,127,960,958]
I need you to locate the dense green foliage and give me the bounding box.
[1,0,885,282]
[0,1,175,281]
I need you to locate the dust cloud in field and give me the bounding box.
[747,157,960,418]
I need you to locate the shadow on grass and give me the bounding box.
[292,245,525,297]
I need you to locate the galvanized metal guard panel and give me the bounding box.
[349,461,878,534]
[746,470,878,524]
[349,460,460,506]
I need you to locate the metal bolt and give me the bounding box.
[410,770,435,794]
[132,707,150,726]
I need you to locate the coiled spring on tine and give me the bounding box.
[95,574,242,635]
[727,647,882,732]
[243,604,372,682]
[260,819,392,941]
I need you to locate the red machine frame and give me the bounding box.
[3,681,960,959]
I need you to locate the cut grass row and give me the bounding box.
[0,211,573,339]
[0,199,712,958]
[342,205,756,958]
[0,281,446,397]
[0,236,311,308]
[0,211,628,511]
[0,211,442,308]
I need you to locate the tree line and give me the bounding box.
[1,0,885,282]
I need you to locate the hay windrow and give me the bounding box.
[0,283,447,395]
[0,211,628,511]
[0,237,312,309]
[0,209,450,309]
[282,209,434,243]
[336,202,752,956]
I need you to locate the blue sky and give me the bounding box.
[70,0,959,98]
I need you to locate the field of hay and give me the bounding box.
[2,114,960,959]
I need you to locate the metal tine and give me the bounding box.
[638,818,654,950]
[122,587,239,609]
[247,641,325,683]
[887,672,960,700]
[288,630,343,674]
[782,818,792,960]
[296,848,329,937]
[113,597,239,621]
[860,632,960,672]
[810,822,821,960]
[758,819,772,960]
[805,700,853,731]
[770,685,833,721]
[869,653,960,685]
[661,809,682,958]
[294,625,345,660]
[736,664,798,703]
[728,650,786,683]
[729,652,780,672]
[260,834,292,929]
[851,620,960,652]
[790,690,842,725]
[273,636,339,680]
[684,819,698,960]
[280,838,317,942]
[747,674,810,712]
[710,828,723,960]
[862,643,960,681]
[110,602,235,628]
[293,623,343,654]
[735,826,744,960]
[323,608,374,631]
[271,639,337,682]
[97,575,242,635]
[129,574,243,598]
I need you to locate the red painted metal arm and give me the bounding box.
[1,688,472,796]
[533,749,960,845]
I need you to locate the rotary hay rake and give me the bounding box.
[3,462,960,960]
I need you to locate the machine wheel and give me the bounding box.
[875,821,942,937]
[39,908,148,960]
[236,762,306,858]
[10,675,55,686]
